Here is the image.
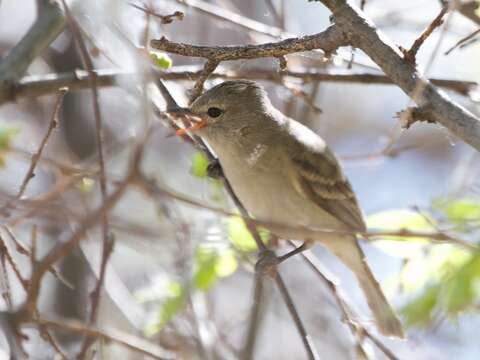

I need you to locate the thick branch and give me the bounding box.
[150,25,348,61]
[0,0,65,81]
[318,0,480,150]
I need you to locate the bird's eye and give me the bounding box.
[207,107,223,118]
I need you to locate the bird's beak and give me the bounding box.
[167,107,207,136]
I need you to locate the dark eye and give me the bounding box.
[207,107,223,118]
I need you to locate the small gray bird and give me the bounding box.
[182,80,404,338]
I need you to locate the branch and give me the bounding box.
[150,25,348,61]
[35,316,176,360]
[402,6,448,64]
[296,246,398,360]
[0,0,65,82]
[315,0,480,151]
[2,67,476,105]
[1,87,67,214]
[60,2,112,356]
[275,274,320,360]
[455,0,480,26]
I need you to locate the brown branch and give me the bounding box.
[1,87,67,215]
[1,226,73,290]
[275,274,320,360]
[189,59,219,103]
[445,28,480,55]
[17,171,131,324]
[60,1,111,356]
[316,0,480,151]
[402,6,448,64]
[396,106,436,129]
[129,3,184,24]
[38,324,68,359]
[34,316,176,359]
[150,25,348,61]
[174,0,374,68]
[295,246,398,360]
[455,0,480,26]
[2,67,476,105]
[243,274,264,359]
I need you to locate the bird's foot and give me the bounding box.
[206,159,223,179]
[255,249,279,277]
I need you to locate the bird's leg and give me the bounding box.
[255,241,313,277]
[277,240,313,263]
[206,159,224,179]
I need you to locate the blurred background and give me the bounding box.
[0,0,479,359]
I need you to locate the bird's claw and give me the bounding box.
[255,249,279,277]
[206,160,223,179]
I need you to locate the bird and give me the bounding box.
[177,79,404,338]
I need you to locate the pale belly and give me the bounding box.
[217,147,345,240]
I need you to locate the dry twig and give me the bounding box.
[402,6,449,64]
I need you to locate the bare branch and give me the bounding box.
[60,1,112,355]
[1,67,475,105]
[445,28,480,55]
[403,6,448,64]
[243,274,264,359]
[2,88,67,214]
[0,0,65,82]
[150,25,348,61]
[34,316,176,360]
[316,0,480,151]
[189,59,219,103]
[296,246,399,360]
[275,274,320,360]
[129,3,184,24]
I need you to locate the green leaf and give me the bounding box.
[159,282,186,325]
[0,125,19,168]
[0,126,19,150]
[434,198,480,225]
[400,252,480,327]
[149,51,172,69]
[442,255,480,313]
[194,246,238,291]
[76,177,95,193]
[227,216,269,252]
[401,285,440,327]
[190,152,209,178]
[214,249,238,277]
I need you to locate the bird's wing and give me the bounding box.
[283,122,366,231]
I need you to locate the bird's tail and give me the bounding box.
[325,237,404,338]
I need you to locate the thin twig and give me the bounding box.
[445,28,480,55]
[189,59,219,103]
[294,245,398,360]
[129,2,184,24]
[3,88,67,212]
[60,1,111,356]
[18,172,132,323]
[243,273,264,359]
[34,316,176,360]
[403,6,448,64]
[275,273,320,360]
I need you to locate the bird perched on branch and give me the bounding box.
[175,80,404,338]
